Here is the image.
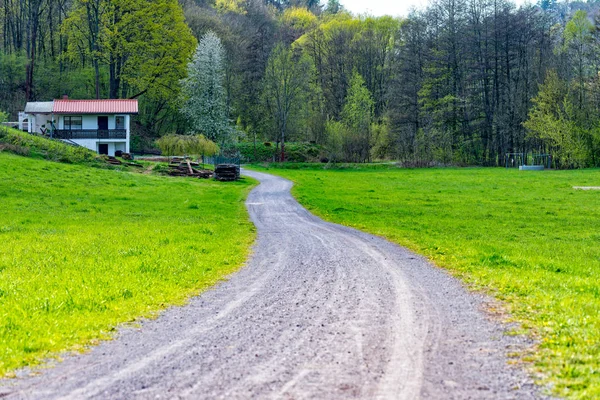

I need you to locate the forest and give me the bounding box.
[2,0,600,167]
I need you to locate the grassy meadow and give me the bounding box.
[0,152,256,376]
[255,164,600,399]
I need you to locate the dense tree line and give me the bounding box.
[2,0,600,166]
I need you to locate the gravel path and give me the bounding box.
[1,170,549,399]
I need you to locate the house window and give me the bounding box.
[64,116,82,130]
[115,116,125,130]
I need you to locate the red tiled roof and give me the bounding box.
[53,99,138,114]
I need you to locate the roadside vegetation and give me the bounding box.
[255,164,600,399]
[0,151,255,376]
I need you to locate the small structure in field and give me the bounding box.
[201,155,240,181]
[573,186,600,190]
[22,97,138,156]
[505,152,552,170]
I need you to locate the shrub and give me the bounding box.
[225,142,322,163]
[155,134,219,159]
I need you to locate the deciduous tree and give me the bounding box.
[180,31,231,145]
[261,43,313,161]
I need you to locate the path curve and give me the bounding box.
[1,170,547,399]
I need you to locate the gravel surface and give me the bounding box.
[0,170,551,399]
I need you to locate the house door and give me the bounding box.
[98,116,108,130]
[98,144,109,155]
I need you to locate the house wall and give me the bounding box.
[18,112,28,131]
[125,115,130,153]
[57,114,131,154]
[27,113,53,134]
[68,139,127,157]
[57,115,129,131]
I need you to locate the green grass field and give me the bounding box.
[0,152,256,376]
[254,164,600,399]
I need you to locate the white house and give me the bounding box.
[23,98,138,156]
[24,101,53,134]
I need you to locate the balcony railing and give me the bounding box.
[54,129,127,140]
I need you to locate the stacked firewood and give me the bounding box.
[105,156,143,168]
[168,159,214,179]
[214,164,240,181]
[106,156,122,165]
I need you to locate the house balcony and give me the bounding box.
[54,129,127,140]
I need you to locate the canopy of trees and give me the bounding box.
[3,0,600,167]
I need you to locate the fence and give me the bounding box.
[505,152,552,169]
[202,155,240,166]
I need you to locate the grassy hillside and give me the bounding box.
[255,164,600,399]
[0,127,103,165]
[0,152,256,376]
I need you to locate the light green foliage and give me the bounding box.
[281,7,318,32]
[255,165,600,399]
[295,14,397,146]
[564,10,593,48]
[562,10,593,109]
[180,32,231,145]
[0,153,255,376]
[325,72,375,162]
[342,72,374,133]
[370,119,390,161]
[524,71,590,168]
[63,0,196,100]
[155,134,219,158]
[215,0,247,15]
[324,120,348,162]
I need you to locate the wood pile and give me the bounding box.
[214,164,240,181]
[106,156,122,165]
[168,159,213,179]
[105,156,143,168]
[135,156,170,162]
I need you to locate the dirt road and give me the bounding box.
[1,170,547,399]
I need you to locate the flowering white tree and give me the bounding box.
[180,31,230,144]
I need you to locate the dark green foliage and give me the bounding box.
[231,142,276,162]
[285,142,322,162]
[227,142,322,162]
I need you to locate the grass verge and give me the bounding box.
[0,153,256,376]
[253,163,600,399]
